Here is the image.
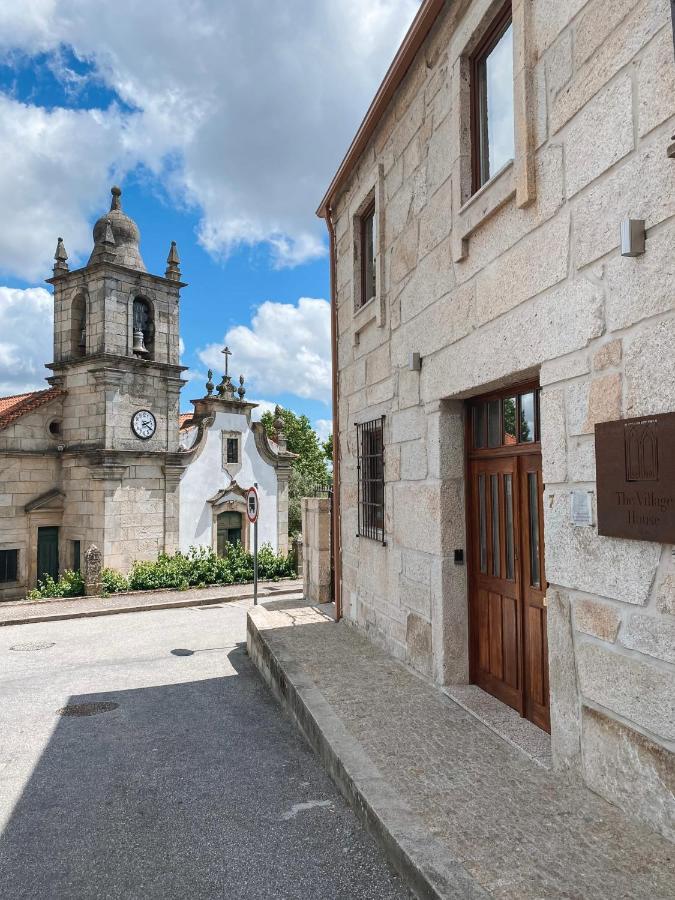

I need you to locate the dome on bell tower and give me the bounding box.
[87,186,147,271]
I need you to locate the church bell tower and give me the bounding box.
[46,186,188,570]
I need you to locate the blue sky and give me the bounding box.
[0,2,419,441]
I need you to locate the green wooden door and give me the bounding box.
[37,527,59,582]
[217,512,243,556]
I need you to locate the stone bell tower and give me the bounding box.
[46,186,188,572]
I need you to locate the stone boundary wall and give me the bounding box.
[301,497,331,604]
[329,0,675,838]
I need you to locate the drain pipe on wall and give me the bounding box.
[323,204,342,621]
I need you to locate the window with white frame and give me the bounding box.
[222,431,241,470]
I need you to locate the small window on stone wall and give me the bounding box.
[356,416,385,544]
[48,420,62,438]
[72,540,81,573]
[471,2,514,193]
[222,432,241,469]
[471,387,540,450]
[132,297,155,359]
[359,200,377,309]
[0,549,18,583]
[70,294,86,358]
[226,437,239,464]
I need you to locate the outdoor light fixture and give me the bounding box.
[620,218,645,257]
[409,351,421,371]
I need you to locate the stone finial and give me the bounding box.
[274,404,285,433]
[205,370,215,396]
[102,217,115,245]
[274,404,287,451]
[165,240,181,281]
[237,374,246,401]
[110,185,122,210]
[53,237,69,274]
[84,544,103,596]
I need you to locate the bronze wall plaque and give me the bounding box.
[595,412,675,543]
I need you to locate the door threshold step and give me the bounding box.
[442,684,552,768]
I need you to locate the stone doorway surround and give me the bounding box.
[24,489,65,589]
[208,489,250,554]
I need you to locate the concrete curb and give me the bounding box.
[0,584,302,628]
[247,606,490,900]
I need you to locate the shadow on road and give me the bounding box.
[0,642,408,900]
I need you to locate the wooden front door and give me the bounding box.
[217,511,243,556]
[467,387,550,732]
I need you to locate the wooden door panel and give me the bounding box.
[526,606,545,707]
[477,588,490,672]
[470,457,524,715]
[488,591,504,680]
[519,455,550,732]
[502,596,519,690]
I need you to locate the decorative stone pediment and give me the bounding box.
[207,481,247,509]
[24,488,65,514]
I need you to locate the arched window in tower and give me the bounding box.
[132,297,155,358]
[70,294,86,358]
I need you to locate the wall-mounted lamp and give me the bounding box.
[409,352,421,372]
[620,218,645,257]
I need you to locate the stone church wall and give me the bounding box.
[0,403,64,599]
[331,0,674,838]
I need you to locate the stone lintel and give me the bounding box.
[47,354,188,377]
[191,396,258,418]
[47,261,187,290]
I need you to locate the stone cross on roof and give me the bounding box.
[221,345,232,378]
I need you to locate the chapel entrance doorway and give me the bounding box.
[37,526,59,583]
[217,511,243,556]
[466,385,549,732]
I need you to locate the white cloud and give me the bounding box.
[0,95,174,281]
[250,400,279,422]
[198,297,331,404]
[0,0,419,280]
[314,418,333,443]
[0,286,53,395]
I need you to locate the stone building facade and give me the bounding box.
[319,0,674,839]
[0,188,290,601]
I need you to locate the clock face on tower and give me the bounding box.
[131,409,156,440]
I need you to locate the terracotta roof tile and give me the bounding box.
[179,413,195,430]
[0,388,66,431]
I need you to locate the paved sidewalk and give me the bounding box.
[0,578,302,627]
[248,599,674,900]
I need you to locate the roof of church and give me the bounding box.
[87,186,147,271]
[0,388,66,431]
[179,413,195,431]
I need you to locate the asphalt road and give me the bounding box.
[0,598,410,899]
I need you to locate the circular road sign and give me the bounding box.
[246,486,259,524]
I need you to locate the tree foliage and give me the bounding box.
[261,407,332,535]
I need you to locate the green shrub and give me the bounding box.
[27,569,85,600]
[26,544,296,600]
[101,568,129,594]
[125,543,295,592]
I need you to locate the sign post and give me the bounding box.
[246,485,260,604]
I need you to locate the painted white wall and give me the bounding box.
[179,409,278,553]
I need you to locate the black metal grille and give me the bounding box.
[356,417,385,544]
[226,437,239,464]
